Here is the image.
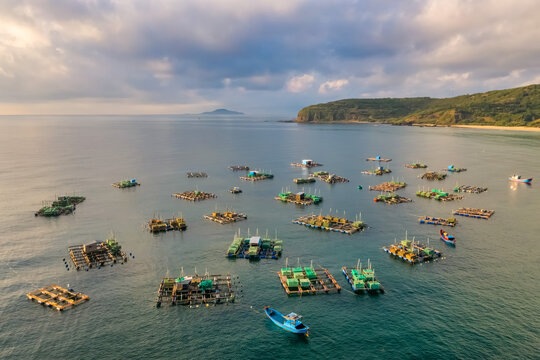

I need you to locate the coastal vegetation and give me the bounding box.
[296,84,540,127]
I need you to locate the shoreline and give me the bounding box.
[448,124,540,132]
[294,120,540,132]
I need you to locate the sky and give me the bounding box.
[1,0,540,116]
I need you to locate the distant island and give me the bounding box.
[296,84,540,128]
[200,108,244,115]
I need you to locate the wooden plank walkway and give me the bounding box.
[27,285,89,311]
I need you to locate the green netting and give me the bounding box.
[281,268,292,276]
[199,280,213,291]
[286,278,299,288]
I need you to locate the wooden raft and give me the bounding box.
[204,211,247,224]
[278,268,341,296]
[156,274,235,307]
[27,285,89,311]
[68,242,127,270]
[453,208,494,219]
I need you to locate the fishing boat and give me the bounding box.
[509,175,532,184]
[440,229,455,245]
[264,307,309,335]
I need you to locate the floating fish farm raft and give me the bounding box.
[421,171,447,181]
[294,177,316,184]
[68,237,128,270]
[204,210,247,224]
[310,171,349,184]
[35,204,74,216]
[187,172,208,178]
[373,193,412,204]
[342,263,384,294]
[35,195,86,217]
[292,214,365,234]
[418,216,457,227]
[361,167,392,176]
[112,178,140,188]
[291,159,323,168]
[454,185,488,194]
[416,189,463,201]
[54,195,85,206]
[366,156,391,162]
[453,207,494,219]
[447,165,466,173]
[240,170,274,181]
[383,238,442,264]
[27,285,89,311]
[229,187,242,194]
[226,234,282,259]
[369,181,406,192]
[148,217,187,232]
[156,274,235,307]
[229,165,250,171]
[278,266,341,295]
[172,190,217,201]
[405,163,428,169]
[275,191,322,206]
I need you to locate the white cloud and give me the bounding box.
[318,79,349,94]
[0,0,539,114]
[437,72,470,82]
[146,57,173,80]
[286,74,314,93]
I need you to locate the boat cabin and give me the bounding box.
[249,236,261,246]
[83,241,99,254]
[285,313,306,329]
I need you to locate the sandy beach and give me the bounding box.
[450,124,540,132]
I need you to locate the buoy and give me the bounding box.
[358,185,363,190]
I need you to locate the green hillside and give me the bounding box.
[296,84,540,127]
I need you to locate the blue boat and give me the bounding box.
[509,175,533,184]
[264,306,310,335]
[440,229,456,245]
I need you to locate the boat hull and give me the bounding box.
[264,307,309,334]
[509,177,533,183]
[440,229,456,245]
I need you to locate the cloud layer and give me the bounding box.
[1,0,539,115]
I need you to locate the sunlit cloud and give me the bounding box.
[286,74,315,93]
[0,0,538,114]
[319,79,349,94]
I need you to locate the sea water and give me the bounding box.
[0,115,538,359]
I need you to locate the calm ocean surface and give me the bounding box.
[0,115,538,359]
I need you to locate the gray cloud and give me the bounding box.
[0,0,539,114]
